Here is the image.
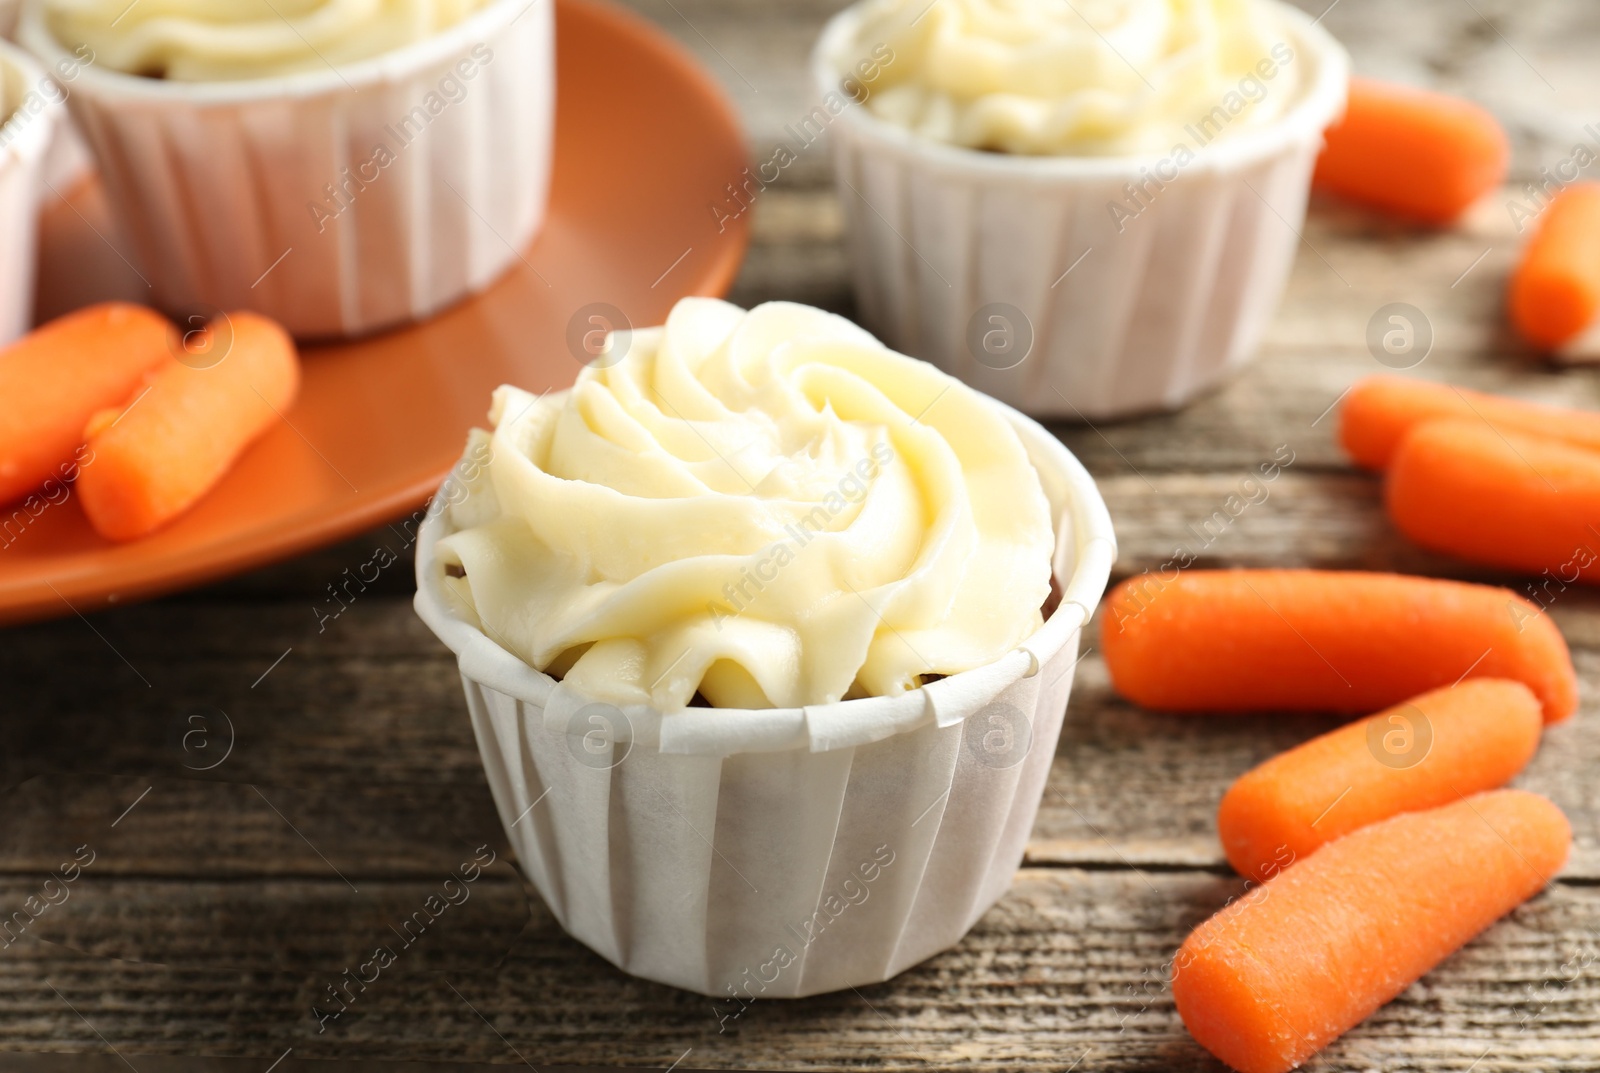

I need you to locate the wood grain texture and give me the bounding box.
[3,870,1600,1070]
[6,0,1600,1067]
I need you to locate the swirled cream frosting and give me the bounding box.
[434,298,1056,712]
[837,0,1303,155]
[42,0,492,80]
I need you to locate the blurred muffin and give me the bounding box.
[19,0,554,337]
[813,0,1349,417]
[0,38,59,343]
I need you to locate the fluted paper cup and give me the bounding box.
[812,0,1348,420]
[18,0,553,339]
[414,405,1115,997]
[0,39,56,344]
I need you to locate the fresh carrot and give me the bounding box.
[1217,679,1543,883]
[0,303,174,505]
[77,312,300,541]
[1339,374,1600,470]
[1101,569,1577,723]
[1387,416,1600,587]
[1314,77,1508,224]
[1174,790,1569,1073]
[1509,184,1600,348]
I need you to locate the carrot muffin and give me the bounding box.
[39,0,494,79]
[20,0,553,337]
[811,0,1349,418]
[414,296,1116,998]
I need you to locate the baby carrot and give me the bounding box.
[0,303,173,505]
[1509,184,1600,348]
[1314,77,1508,224]
[1217,679,1543,883]
[1387,417,1600,587]
[1174,790,1569,1073]
[1339,374,1600,470]
[1101,569,1577,723]
[77,312,300,541]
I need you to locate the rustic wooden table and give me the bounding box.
[7,0,1600,1069]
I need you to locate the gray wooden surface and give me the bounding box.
[7,0,1600,1068]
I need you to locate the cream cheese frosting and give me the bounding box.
[434,298,1057,712]
[837,0,1303,156]
[41,0,492,80]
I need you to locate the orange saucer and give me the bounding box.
[0,0,749,626]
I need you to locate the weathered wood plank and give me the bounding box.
[0,876,528,975]
[0,869,1596,1071]
[0,775,510,880]
[4,583,1599,886]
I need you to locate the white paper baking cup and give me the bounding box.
[5,0,93,197]
[0,39,56,345]
[812,2,1349,420]
[18,0,553,339]
[414,404,1115,997]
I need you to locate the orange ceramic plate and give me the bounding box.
[0,0,749,626]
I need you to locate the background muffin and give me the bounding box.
[0,38,58,344]
[813,0,1349,418]
[19,0,553,338]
